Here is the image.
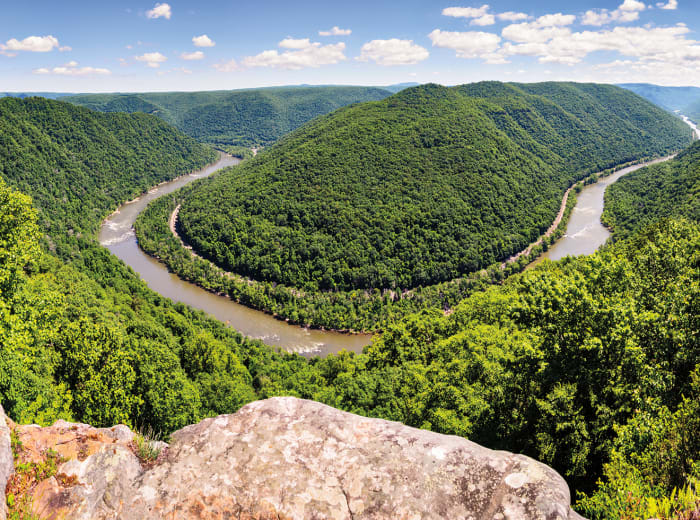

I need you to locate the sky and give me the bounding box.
[1,0,698,92]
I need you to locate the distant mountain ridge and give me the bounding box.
[617,83,700,111]
[64,86,394,147]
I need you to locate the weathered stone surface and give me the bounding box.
[0,406,13,520]
[8,398,587,519]
[14,420,134,464]
[32,444,142,520]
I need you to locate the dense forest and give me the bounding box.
[0,98,309,433]
[0,97,217,258]
[603,140,700,239]
[1,91,698,518]
[65,86,392,147]
[176,82,690,294]
[3,170,698,518]
[683,99,700,126]
[136,180,579,330]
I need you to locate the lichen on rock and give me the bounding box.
[1,398,586,519]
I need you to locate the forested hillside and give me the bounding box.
[176,82,690,294]
[0,97,216,257]
[603,140,700,239]
[682,98,700,125]
[0,90,698,517]
[0,99,312,434]
[66,86,392,147]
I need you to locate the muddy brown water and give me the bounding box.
[99,154,372,357]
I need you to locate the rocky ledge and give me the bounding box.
[0,397,586,519]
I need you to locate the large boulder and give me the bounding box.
[7,397,586,519]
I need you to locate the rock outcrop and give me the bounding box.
[1,397,586,519]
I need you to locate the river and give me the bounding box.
[100,125,692,355]
[528,156,673,266]
[531,116,695,265]
[99,153,372,357]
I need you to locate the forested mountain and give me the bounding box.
[603,140,700,239]
[0,98,314,434]
[682,98,700,125]
[176,82,691,293]
[0,97,216,257]
[618,83,700,112]
[65,86,392,146]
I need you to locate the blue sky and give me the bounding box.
[0,0,696,92]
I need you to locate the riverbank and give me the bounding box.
[101,153,373,356]
[128,151,677,344]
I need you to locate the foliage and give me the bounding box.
[133,425,164,463]
[135,184,577,330]
[603,140,700,240]
[0,99,299,433]
[0,87,698,516]
[66,86,393,147]
[309,218,700,497]
[576,366,700,519]
[210,144,255,160]
[0,96,216,258]
[175,82,690,293]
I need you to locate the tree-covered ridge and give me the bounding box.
[0,96,216,257]
[603,140,700,240]
[177,82,691,293]
[65,86,393,147]
[682,98,700,127]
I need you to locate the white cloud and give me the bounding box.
[443,6,530,25]
[158,66,192,76]
[531,13,576,27]
[146,3,171,20]
[442,5,490,19]
[1,35,60,54]
[619,0,646,11]
[497,11,529,22]
[181,51,204,60]
[242,40,346,69]
[319,26,352,36]
[192,34,215,47]
[33,61,111,76]
[472,14,496,26]
[213,59,238,72]
[428,29,502,60]
[279,38,312,49]
[135,51,167,68]
[500,23,700,66]
[357,39,429,65]
[502,23,572,44]
[582,0,646,26]
[59,46,72,52]
[656,0,678,8]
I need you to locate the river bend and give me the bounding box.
[99,153,372,357]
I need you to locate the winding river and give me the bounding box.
[99,153,372,357]
[101,117,694,356]
[531,115,696,265]
[528,156,674,266]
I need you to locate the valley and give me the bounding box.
[0,82,698,520]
